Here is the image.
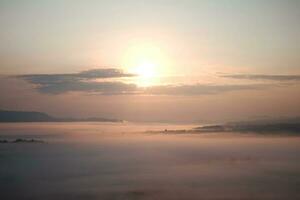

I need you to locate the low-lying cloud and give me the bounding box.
[33,80,137,95]
[15,69,284,95]
[222,74,300,81]
[19,68,135,83]
[17,68,137,94]
[144,84,270,95]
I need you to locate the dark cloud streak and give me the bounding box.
[222,74,300,81]
[15,69,279,95]
[17,68,137,94]
[145,84,271,95]
[35,80,137,95]
[19,68,135,82]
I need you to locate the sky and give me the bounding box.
[0,0,300,123]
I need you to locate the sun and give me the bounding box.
[134,61,156,78]
[122,41,169,87]
[131,61,158,87]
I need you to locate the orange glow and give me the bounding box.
[122,41,169,87]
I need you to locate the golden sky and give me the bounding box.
[0,0,300,122]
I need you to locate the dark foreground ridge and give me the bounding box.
[0,109,123,123]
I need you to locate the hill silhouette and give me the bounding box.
[0,110,122,123]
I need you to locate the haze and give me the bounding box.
[0,0,300,122]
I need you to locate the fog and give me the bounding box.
[0,122,300,200]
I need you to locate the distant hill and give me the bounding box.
[0,110,122,123]
[0,110,55,122]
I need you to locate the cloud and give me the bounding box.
[144,83,271,95]
[19,68,135,83]
[15,69,276,95]
[17,68,137,94]
[222,74,300,81]
[34,80,137,95]
[78,68,135,79]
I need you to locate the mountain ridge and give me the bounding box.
[0,109,122,123]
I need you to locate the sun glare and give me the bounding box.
[134,61,156,78]
[122,41,169,87]
[132,61,157,87]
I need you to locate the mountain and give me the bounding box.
[0,110,55,122]
[0,110,122,123]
